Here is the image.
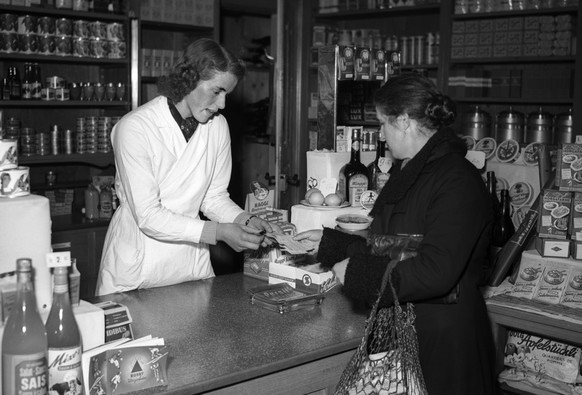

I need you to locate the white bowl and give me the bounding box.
[336,214,372,231]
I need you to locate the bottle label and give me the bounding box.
[348,174,368,206]
[375,172,390,192]
[47,346,83,394]
[2,352,48,394]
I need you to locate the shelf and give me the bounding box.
[0,5,127,21]
[140,19,214,32]
[51,211,111,232]
[0,53,128,65]
[19,153,114,167]
[452,6,579,20]
[1,100,129,108]
[315,3,440,19]
[402,64,439,70]
[453,97,574,105]
[31,180,94,192]
[450,56,575,65]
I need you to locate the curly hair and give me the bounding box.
[157,38,246,103]
[374,72,456,133]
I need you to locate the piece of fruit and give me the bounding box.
[305,187,321,200]
[324,193,342,206]
[307,191,325,205]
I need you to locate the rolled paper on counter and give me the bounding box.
[488,168,555,287]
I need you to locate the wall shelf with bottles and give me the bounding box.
[314,3,441,19]
[18,152,114,166]
[0,4,127,20]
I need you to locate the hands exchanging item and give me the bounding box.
[218,215,283,252]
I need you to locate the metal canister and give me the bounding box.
[50,124,60,155]
[525,107,553,144]
[495,106,524,143]
[415,35,425,65]
[38,16,56,35]
[554,108,573,144]
[461,105,491,140]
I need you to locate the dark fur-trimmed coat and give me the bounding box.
[318,128,496,395]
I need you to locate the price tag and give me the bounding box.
[319,177,338,197]
[46,251,71,268]
[378,157,392,173]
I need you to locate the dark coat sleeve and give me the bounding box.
[316,227,367,269]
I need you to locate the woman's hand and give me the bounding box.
[332,258,349,285]
[293,229,323,254]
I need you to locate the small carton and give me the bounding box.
[354,47,371,81]
[570,192,582,242]
[538,190,572,240]
[295,264,336,294]
[533,259,572,305]
[336,45,355,80]
[244,247,295,282]
[560,265,582,309]
[555,143,582,192]
[370,48,386,81]
[535,236,570,258]
[508,250,545,299]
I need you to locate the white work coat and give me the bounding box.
[96,96,245,295]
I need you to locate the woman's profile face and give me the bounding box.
[183,71,238,124]
[377,108,405,159]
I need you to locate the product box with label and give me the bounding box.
[538,189,572,240]
[94,301,134,344]
[555,143,582,192]
[532,258,572,305]
[535,236,571,258]
[508,250,546,299]
[561,265,582,309]
[269,262,337,294]
[370,48,386,81]
[336,45,355,80]
[243,246,296,282]
[354,47,371,81]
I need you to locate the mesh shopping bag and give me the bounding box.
[334,234,428,395]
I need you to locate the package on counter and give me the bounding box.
[504,329,582,384]
[532,259,572,305]
[537,189,572,240]
[498,367,582,395]
[243,244,299,282]
[94,301,134,343]
[555,143,582,192]
[244,180,275,216]
[507,253,545,300]
[560,265,582,309]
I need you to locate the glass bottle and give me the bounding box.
[486,171,500,215]
[338,128,370,206]
[84,183,99,220]
[8,66,21,100]
[46,266,83,394]
[2,75,10,100]
[99,185,113,219]
[367,134,391,193]
[32,63,42,100]
[2,258,49,395]
[492,189,515,247]
[21,63,33,100]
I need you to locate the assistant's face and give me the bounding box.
[184,71,238,124]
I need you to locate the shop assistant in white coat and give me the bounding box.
[97,39,280,296]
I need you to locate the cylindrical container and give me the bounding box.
[73,19,90,38]
[461,105,491,140]
[509,181,534,208]
[415,35,425,65]
[116,82,126,101]
[107,40,126,59]
[0,13,18,32]
[105,82,116,100]
[555,108,573,144]
[90,37,107,58]
[99,186,113,219]
[495,107,524,143]
[0,166,30,198]
[63,129,74,154]
[50,124,60,155]
[55,34,72,56]
[17,15,38,35]
[20,127,35,156]
[38,16,56,35]
[83,82,94,100]
[0,139,18,170]
[522,142,542,166]
[399,36,408,66]
[69,82,82,100]
[525,107,553,144]
[38,34,56,55]
[474,136,497,161]
[106,22,124,41]
[55,18,73,36]
[84,184,99,219]
[94,82,105,101]
[73,36,90,57]
[18,33,38,54]
[90,21,107,39]
[0,31,18,53]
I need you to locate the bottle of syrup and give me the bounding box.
[338,128,370,206]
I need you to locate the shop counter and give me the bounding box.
[92,273,367,394]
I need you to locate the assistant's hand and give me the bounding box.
[216,223,266,252]
[332,258,349,285]
[246,216,283,247]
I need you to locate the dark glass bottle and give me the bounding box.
[32,63,42,100]
[22,63,33,100]
[492,189,515,247]
[8,66,21,100]
[486,171,500,215]
[338,128,370,206]
[367,136,390,193]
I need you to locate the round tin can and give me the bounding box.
[38,16,56,35]
[0,31,18,53]
[18,33,38,54]
[0,13,17,33]
[0,166,30,198]
[555,109,573,144]
[522,142,542,166]
[106,22,124,41]
[73,36,90,57]
[38,34,56,55]
[90,21,107,39]
[509,181,534,208]
[108,40,125,59]
[55,18,73,36]
[73,19,90,38]
[90,37,107,58]
[460,135,476,151]
[17,15,38,35]
[0,139,18,170]
[496,139,521,163]
[55,34,72,56]
[474,136,497,160]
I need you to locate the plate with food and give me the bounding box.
[543,201,559,211]
[336,214,372,231]
[300,200,350,210]
[551,205,570,219]
[563,154,579,164]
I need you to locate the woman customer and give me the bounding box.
[295,73,496,394]
[97,38,279,296]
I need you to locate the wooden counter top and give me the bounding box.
[92,273,367,394]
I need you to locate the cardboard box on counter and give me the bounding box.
[535,236,570,258]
